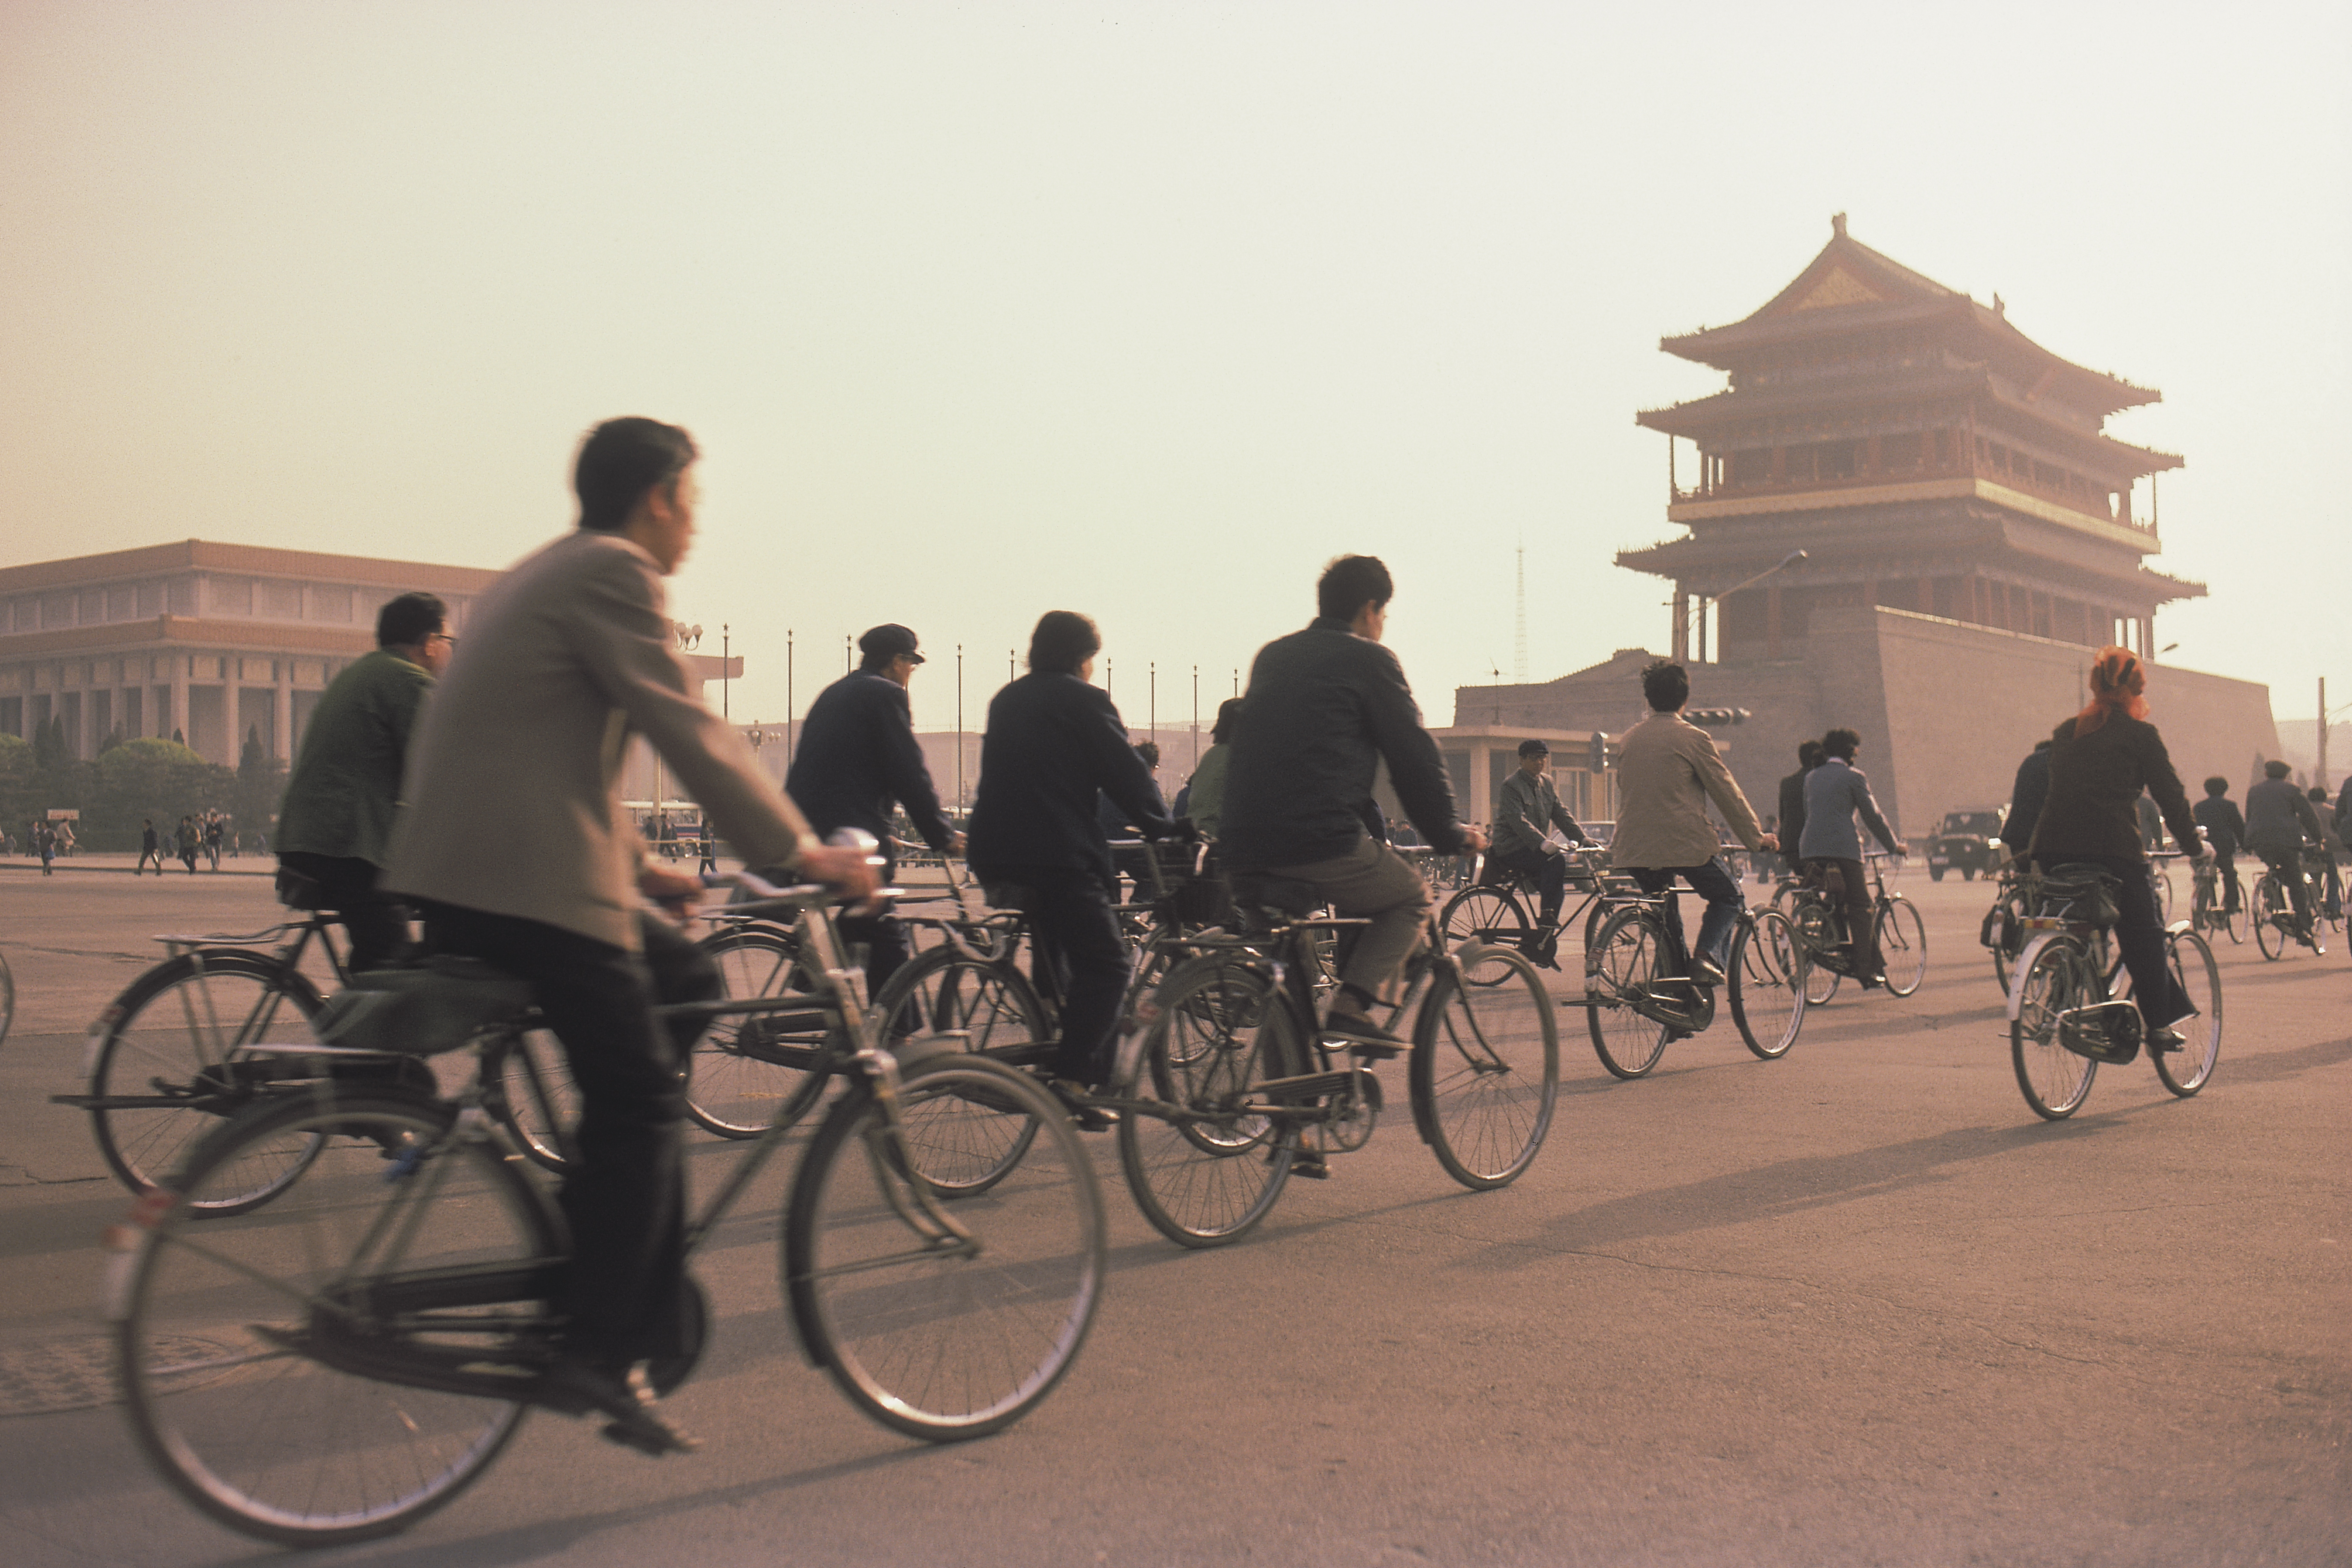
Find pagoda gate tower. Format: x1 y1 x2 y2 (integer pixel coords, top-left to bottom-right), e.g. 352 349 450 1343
1626 212 2196 666
1461 217 2280 835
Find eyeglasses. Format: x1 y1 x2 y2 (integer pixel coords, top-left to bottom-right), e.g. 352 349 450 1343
430 633 459 646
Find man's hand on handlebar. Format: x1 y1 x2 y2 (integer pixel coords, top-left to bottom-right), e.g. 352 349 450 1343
797 843 882 902
1756 832 1779 853
1457 824 1490 854
639 863 704 919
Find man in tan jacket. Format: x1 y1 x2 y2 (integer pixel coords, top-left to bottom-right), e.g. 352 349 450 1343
1609 659 1775 986
386 417 872 1454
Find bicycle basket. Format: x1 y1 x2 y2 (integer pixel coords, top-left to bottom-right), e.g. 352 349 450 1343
313 956 534 1056
2031 865 2122 928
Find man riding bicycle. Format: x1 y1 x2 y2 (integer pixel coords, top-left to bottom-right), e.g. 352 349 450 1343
386 418 873 1456
1220 555 1487 1065
1486 738 1594 967
1609 659 1775 989
1797 726 1907 987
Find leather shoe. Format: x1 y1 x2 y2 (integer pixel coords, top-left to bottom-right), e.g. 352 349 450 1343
538 1358 699 1457
2146 1025 2186 1054
1323 1011 1406 1057
1690 958 1726 988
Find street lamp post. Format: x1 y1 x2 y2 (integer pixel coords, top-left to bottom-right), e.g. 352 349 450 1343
1691 549 1808 663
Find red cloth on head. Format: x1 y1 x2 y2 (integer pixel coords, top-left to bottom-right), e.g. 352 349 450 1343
2075 647 2150 736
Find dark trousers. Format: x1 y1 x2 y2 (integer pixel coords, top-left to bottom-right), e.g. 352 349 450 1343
2036 853 2192 1028
136 845 163 874
837 849 913 999
2256 848 2315 927
2213 851 2241 913
418 901 721 1367
1804 856 1881 977
1490 847 1567 919
279 852 412 973
995 866 1130 1085
1628 858 1743 972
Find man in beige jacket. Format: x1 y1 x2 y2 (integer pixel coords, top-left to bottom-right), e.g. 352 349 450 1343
1609 659 1776 986
386 417 872 1454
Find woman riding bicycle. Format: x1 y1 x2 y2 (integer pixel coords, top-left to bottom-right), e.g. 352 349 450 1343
2022 646 2206 1054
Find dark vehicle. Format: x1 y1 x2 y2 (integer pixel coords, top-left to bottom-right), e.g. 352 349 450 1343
1927 808 2005 881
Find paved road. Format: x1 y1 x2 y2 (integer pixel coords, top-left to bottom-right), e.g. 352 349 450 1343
1 869 2344 1567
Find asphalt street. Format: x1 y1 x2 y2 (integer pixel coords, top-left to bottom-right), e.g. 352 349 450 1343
0 864 2344 1567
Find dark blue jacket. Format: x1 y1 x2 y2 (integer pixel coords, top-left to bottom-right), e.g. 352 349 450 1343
1219 618 1464 869
2192 796 2247 859
784 670 953 852
968 672 1175 882
2000 742 2053 857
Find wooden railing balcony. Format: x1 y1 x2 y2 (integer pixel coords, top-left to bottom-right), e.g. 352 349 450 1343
1672 460 2157 539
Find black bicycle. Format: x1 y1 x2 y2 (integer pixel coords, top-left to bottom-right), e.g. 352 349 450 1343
1582 880 1808 1078
108 871 1106 1546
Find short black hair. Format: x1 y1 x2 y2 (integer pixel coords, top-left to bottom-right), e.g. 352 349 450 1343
2313 786 2331 803
1317 555 1393 623
1823 727 1860 761
1135 741 1161 769
1211 697 1245 745
575 417 698 532
1027 610 1101 675
2203 776 2229 796
1641 659 1688 712
1798 740 1825 768
377 592 447 649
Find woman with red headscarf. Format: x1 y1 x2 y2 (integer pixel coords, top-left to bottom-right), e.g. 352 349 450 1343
2027 647 2208 1051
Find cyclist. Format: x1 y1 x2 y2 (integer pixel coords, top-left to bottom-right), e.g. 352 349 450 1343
966 610 1181 1107
1486 738 1595 967
2191 777 2247 917
2307 785 2345 919
1219 555 1485 1058
784 622 962 996
2245 759 2324 943
1999 737 2054 865
1798 727 1906 988
1775 739 1823 880
1176 697 1245 840
386 417 874 1456
2025 646 2205 1049
1611 659 1774 988
275 591 452 971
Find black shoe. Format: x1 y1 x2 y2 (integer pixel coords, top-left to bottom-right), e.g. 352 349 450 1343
1287 1148 1331 1179
2146 1025 2186 1054
1323 1011 1405 1058
1041 1076 1118 1131
1691 958 1725 988
538 1359 699 1456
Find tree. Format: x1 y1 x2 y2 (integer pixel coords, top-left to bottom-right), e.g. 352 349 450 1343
33 714 66 770
88 738 233 850
233 725 286 841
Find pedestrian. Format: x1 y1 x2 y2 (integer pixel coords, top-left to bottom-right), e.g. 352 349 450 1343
36 820 55 875
695 821 716 876
137 818 163 874
277 591 453 970
177 815 200 874
203 813 223 870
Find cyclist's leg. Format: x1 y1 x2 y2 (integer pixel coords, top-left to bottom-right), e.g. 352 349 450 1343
2217 851 2240 913
2264 850 2313 928
1025 868 1129 1087
2098 854 2193 1030
1627 866 1692 974
1684 856 1744 972
1280 838 1430 1021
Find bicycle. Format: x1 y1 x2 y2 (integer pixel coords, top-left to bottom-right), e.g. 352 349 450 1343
2005 864 2223 1120
1106 868 1560 1247
2187 856 2248 946
2251 856 2331 961
108 870 1106 1547
1582 876 1809 1079
1784 853 1926 1003
57 906 578 1209
1979 864 2031 991
1437 844 1627 968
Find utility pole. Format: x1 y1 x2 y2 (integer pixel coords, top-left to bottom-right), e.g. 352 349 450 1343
785 630 795 769
721 624 729 721
1149 662 1156 747
2322 677 2331 791
956 645 965 807
1513 541 1528 682
1191 664 1200 772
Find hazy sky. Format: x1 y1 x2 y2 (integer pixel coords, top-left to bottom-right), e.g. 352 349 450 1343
4 2 2346 735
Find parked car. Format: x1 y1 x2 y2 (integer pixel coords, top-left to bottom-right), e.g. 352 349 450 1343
1926 808 2006 880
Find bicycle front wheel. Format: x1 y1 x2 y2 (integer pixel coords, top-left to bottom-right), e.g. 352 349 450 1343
87 950 326 1212
1409 944 1558 1188
2223 883 2248 945
2011 941 2096 1120
1875 897 1928 996
1117 959 1298 1247
689 925 824 1138
2253 877 2289 961
2153 929 2222 1097
1584 907 1672 1079
1729 910 1806 1060
495 1026 578 1172
1438 886 1533 977
785 1054 1105 1440
869 948 1050 1194
117 1092 556 1546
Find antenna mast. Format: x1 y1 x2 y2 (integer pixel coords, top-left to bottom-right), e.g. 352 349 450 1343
1513 541 1529 682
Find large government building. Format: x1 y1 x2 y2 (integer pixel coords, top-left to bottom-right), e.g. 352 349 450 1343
1463 219 2280 832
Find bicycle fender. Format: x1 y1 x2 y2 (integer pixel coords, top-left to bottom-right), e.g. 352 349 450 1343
2005 932 2069 1022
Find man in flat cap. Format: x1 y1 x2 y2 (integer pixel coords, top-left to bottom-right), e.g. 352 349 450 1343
786 623 963 994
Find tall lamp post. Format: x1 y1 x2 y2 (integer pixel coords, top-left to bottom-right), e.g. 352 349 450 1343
1690 549 1807 663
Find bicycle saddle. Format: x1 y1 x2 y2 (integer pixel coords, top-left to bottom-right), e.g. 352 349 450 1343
315 956 535 1056
2034 864 2123 928
1227 874 1322 917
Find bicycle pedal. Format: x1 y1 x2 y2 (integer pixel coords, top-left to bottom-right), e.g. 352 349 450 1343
1287 1153 1331 1180
1337 1039 1403 1061
600 1412 699 1456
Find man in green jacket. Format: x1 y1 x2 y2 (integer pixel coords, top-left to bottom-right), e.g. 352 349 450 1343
276 592 452 969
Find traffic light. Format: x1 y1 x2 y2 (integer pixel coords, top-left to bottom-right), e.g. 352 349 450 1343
1685 707 1751 727
1588 731 1608 772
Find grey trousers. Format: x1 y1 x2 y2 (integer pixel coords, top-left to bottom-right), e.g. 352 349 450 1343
1267 837 1432 1005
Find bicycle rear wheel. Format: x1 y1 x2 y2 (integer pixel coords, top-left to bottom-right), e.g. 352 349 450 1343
869 948 1049 1194
1117 959 1298 1247
2223 881 2248 945
2253 876 2288 960
1790 901 1843 1005
1438 886 1532 976
2152 929 2222 1097
1409 945 1557 1188
496 1027 578 1171
1875 897 1928 996
1728 910 1806 1060
689 925 824 1138
1584 907 1672 1079
86 951 326 1212
785 1054 1105 1440
2011 941 2096 1120
117 1092 556 1546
